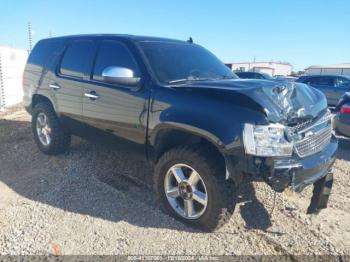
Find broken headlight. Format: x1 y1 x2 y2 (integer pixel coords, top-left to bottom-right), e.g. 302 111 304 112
243 123 293 157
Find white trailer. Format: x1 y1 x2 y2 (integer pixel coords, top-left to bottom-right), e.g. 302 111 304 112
0 46 28 111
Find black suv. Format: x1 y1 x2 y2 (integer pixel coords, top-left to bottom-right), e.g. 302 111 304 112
23 35 337 231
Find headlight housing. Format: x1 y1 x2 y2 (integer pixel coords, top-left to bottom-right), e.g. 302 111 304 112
243 123 293 157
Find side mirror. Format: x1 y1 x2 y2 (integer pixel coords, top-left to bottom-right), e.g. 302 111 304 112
102 66 141 89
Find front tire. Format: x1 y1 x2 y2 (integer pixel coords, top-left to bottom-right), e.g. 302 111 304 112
32 102 71 155
154 145 236 231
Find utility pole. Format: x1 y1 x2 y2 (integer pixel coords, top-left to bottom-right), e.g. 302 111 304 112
49 31 52 38
28 22 32 53
0 51 5 111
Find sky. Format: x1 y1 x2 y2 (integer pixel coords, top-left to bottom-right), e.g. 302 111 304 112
0 0 349 71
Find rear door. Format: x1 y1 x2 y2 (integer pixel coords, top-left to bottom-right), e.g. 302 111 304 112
82 40 149 151
50 39 96 124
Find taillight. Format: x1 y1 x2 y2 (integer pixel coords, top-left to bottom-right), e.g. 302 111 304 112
340 105 350 114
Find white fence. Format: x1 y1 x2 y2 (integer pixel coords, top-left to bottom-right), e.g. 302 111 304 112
0 46 28 111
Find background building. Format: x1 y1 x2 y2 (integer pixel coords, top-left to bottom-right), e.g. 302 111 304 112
305 63 350 75
0 46 28 111
225 61 293 76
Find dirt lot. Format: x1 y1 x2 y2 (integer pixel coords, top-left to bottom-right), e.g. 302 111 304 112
0 104 349 256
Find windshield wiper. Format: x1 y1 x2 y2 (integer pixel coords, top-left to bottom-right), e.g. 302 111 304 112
168 77 217 84
168 78 190 84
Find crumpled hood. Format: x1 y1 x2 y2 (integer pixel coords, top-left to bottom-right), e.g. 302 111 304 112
182 79 327 124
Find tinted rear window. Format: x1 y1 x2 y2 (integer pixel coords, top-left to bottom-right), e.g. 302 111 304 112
60 40 95 78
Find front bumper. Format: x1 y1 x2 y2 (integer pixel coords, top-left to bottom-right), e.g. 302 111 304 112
225 135 337 214
225 135 337 193
266 136 337 192
265 136 337 214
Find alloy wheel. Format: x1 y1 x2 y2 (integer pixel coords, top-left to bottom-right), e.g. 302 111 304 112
36 112 52 146
164 163 208 219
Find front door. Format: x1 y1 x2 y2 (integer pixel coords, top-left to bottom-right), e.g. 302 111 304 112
82 40 149 153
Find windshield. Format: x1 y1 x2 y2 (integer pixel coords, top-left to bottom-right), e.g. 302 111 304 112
139 41 238 84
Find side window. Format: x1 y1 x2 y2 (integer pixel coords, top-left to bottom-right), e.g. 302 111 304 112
254 73 264 79
93 41 139 82
240 73 252 78
60 40 95 78
335 77 350 88
237 73 247 78
309 76 333 86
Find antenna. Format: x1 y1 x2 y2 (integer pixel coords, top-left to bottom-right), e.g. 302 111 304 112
187 37 193 43
27 22 32 53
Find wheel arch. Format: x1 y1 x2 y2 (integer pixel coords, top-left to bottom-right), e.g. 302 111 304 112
149 126 237 183
32 94 57 113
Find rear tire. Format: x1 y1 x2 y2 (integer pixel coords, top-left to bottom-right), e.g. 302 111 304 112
32 102 71 155
154 144 236 231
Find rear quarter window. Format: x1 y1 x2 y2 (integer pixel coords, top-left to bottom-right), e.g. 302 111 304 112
27 39 64 68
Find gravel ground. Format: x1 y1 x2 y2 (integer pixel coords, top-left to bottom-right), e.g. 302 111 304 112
0 104 349 256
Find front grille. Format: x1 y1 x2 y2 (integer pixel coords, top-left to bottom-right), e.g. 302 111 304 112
294 126 332 158
292 111 332 158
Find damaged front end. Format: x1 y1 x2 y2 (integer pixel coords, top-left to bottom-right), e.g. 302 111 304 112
241 81 338 214
187 79 337 214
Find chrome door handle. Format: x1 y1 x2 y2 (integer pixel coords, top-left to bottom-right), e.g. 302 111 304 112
49 84 61 90
84 92 99 100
